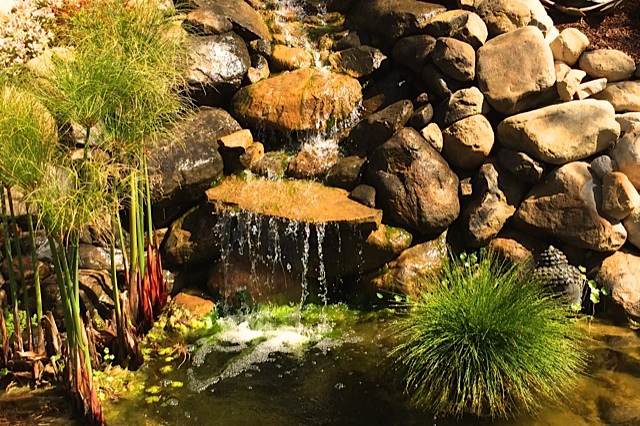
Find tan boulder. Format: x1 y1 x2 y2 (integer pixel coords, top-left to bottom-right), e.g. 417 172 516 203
470 0 552 37
579 49 635 82
557 68 586 101
609 127 640 189
616 112 640 133
232 68 362 132
602 172 640 221
549 28 589 66
514 161 627 251
270 45 313 71
420 122 443 152
624 208 640 250
432 37 476 82
476 26 555 115
442 114 494 170
497 99 620 165
595 249 640 319
423 9 487 49
576 78 608 100
593 81 640 112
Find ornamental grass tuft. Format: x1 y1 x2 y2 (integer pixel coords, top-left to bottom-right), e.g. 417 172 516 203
391 250 588 418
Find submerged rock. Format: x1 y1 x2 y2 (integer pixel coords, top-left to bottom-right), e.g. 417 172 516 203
232 68 362 132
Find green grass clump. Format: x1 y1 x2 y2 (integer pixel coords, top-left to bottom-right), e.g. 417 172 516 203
391 250 587 418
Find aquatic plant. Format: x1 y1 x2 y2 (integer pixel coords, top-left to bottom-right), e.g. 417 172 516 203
391 250 587 418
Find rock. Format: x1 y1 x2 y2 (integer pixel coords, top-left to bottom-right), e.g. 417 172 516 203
247 54 270 83
184 32 250 105
609 127 640 189
434 86 489 128
335 31 368 50
409 103 433 129
369 232 447 297
476 26 556 115
514 161 627 251
576 78 608 100
232 68 362 132
420 62 467 101
579 49 635 82
78 244 124 272
286 143 340 180
329 46 387 78
1 255 52 288
239 142 264 169
362 70 415 113
420 122 443 152
344 100 414 156
486 227 546 269
250 151 291 179
423 9 487 49
391 35 437 73
602 172 640 221
616 112 640 133
432 37 475 83
183 8 233 35
248 39 272 57
349 184 376 207
218 129 262 173
557 68 586 101
497 148 545 184
325 156 366 191
593 81 640 112
497 99 620 165
595 249 640 319
185 0 271 41
549 28 589 66
442 114 494 170
590 155 617 179
366 127 460 235
458 159 526 247
172 292 215 318
349 0 446 43
624 208 640 250
148 107 239 227
470 0 552 37
25 47 74 78
218 129 253 150
270 45 313 71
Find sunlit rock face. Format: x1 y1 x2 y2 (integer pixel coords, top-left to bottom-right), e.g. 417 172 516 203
231 68 362 132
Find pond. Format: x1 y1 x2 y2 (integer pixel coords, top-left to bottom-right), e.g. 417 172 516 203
99 311 640 426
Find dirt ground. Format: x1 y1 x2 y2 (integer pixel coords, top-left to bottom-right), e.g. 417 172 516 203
554 0 640 62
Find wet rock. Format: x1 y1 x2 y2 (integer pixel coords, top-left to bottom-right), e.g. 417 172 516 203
183 8 233 35
476 26 556 115
549 28 589 66
325 156 366 191
602 172 640 221
270 45 313 71
497 149 545 184
465 0 553 37
162 203 221 267
184 32 250 105
486 227 546 269
286 143 340 180
432 37 475 83
409 103 433 129
247 54 270 83
183 0 271 41
434 86 489 128
349 184 377 207
370 232 447 297
148 107 239 227
442 114 494 170
391 35 436 74
419 122 443 152
590 155 617 179
497 99 620 165
172 292 215 318
344 100 414 157
423 9 487 49
362 70 415 113
335 31 368 51
579 49 635 82
609 126 640 189
457 159 526 247
232 68 362 132
350 0 446 43
514 161 627 251
420 62 467 101
78 244 124 272
595 249 640 320
218 129 264 173
593 81 640 112
366 127 460 236
250 151 292 179
329 46 387 78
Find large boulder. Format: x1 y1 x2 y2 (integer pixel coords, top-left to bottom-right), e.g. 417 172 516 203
182 0 271 41
609 126 640 189
423 9 487 49
462 0 553 37
497 99 620 165
232 68 362 132
349 0 446 43
149 107 240 227
441 114 494 169
328 46 388 78
391 35 437 74
432 37 476 83
366 127 460 235
595 249 640 320
184 32 251 105
514 161 627 251
593 81 640 112
476 26 555 115
578 49 636 82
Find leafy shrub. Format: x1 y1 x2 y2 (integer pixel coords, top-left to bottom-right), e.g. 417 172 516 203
391 250 587 418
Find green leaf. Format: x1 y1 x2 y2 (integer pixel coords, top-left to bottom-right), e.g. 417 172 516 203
570 303 582 312
600 286 610 296
578 265 587 274
590 290 600 304
376 292 384 299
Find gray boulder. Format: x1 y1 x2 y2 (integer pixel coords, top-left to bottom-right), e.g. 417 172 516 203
432 37 476 83
329 46 388 78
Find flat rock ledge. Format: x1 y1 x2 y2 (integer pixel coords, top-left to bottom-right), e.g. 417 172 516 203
205 175 382 226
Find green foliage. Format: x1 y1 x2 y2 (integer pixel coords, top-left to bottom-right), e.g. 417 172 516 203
391 250 588 418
